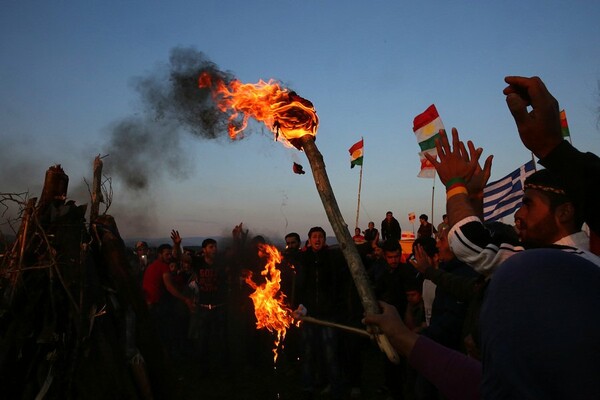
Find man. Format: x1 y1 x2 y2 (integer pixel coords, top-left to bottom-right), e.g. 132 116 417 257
503 75 600 254
352 227 366 244
284 232 301 253
294 227 347 400
142 231 194 358
135 240 151 268
413 229 481 351
417 214 437 239
365 76 600 400
375 239 418 400
142 237 192 309
436 214 449 239
427 129 600 276
363 221 380 247
280 232 303 371
188 238 229 373
281 232 301 306
381 211 401 242
411 226 492 360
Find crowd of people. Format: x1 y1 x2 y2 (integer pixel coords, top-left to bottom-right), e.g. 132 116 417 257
132 212 444 399
364 76 600 400
129 76 599 400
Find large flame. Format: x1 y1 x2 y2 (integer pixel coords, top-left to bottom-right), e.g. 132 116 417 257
199 73 318 148
244 243 294 362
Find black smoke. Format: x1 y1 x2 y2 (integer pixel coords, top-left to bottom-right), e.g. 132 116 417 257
103 47 235 190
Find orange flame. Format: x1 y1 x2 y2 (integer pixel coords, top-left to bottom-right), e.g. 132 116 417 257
199 72 319 148
244 243 294 362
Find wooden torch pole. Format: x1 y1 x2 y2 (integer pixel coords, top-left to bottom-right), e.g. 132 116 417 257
299 135 400 364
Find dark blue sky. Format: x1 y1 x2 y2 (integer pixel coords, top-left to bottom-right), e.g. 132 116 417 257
2 0 599 240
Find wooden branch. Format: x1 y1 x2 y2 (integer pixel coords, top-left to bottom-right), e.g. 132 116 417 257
299 135 400 364
89 155 104 223
299 315 370 337
17 198 37 270
38 165 68 211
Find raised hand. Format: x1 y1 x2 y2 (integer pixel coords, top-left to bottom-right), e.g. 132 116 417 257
424 128 483 186
465 140 493 198
170 229 182 246
410 244 434 274
503 76 563 159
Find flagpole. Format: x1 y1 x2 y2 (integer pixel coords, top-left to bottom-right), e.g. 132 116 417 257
431 171 436 225
531 152 537 171
349 137 365 230
355 162 363 229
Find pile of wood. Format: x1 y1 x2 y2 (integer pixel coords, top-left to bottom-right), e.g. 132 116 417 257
0 160 176 399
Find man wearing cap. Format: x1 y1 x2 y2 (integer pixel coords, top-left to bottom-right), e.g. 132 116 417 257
366 76 600 400
430 130 600 277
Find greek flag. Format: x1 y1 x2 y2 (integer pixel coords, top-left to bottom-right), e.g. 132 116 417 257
483 160 536 222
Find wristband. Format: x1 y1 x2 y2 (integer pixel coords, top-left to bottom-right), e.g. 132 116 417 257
445 177 466 189
447 184 468 200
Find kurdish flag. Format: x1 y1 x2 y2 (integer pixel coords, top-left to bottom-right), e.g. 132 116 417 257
412 104 444 178
349 138 364 168
560 109 570 138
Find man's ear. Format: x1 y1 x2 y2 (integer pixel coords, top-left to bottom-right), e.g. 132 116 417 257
555 202 575 226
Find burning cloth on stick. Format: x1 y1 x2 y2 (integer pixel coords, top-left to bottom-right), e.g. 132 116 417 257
200 72 399 363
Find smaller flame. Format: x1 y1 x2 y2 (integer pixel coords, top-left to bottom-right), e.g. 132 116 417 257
199 73 319 148
244 243 294 362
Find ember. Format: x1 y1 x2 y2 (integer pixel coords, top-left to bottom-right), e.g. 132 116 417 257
244 243 294 362
292 162 305 175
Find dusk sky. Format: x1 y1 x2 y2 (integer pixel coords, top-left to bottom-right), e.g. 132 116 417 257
2 1 600 243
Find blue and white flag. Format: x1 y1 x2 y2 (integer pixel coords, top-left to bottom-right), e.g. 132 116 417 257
483 160 536 222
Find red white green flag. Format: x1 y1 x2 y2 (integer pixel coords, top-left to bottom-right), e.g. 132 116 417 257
560 109 570 138
412 104 444 178
349 138 364 169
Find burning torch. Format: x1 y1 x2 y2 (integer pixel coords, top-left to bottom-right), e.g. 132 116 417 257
199 74 400 363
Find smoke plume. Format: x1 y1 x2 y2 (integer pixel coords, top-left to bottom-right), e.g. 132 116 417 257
103 47 235 190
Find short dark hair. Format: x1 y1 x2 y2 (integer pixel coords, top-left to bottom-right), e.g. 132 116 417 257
404 279 422 293
413 237 437 257
285 232 301 242
157 243 172 253
382 239 401 252
308 226 326 237
419 214 428 221
202 238 217 248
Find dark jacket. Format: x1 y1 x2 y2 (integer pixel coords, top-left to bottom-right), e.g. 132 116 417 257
421 258 480 351
374 261 417 318
295 246 347 321
381 217 402 241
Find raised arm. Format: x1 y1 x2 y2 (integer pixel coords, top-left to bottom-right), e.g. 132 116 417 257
503 76 563 159
504 75 600 237
170 229 182 261
424 128 492 227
